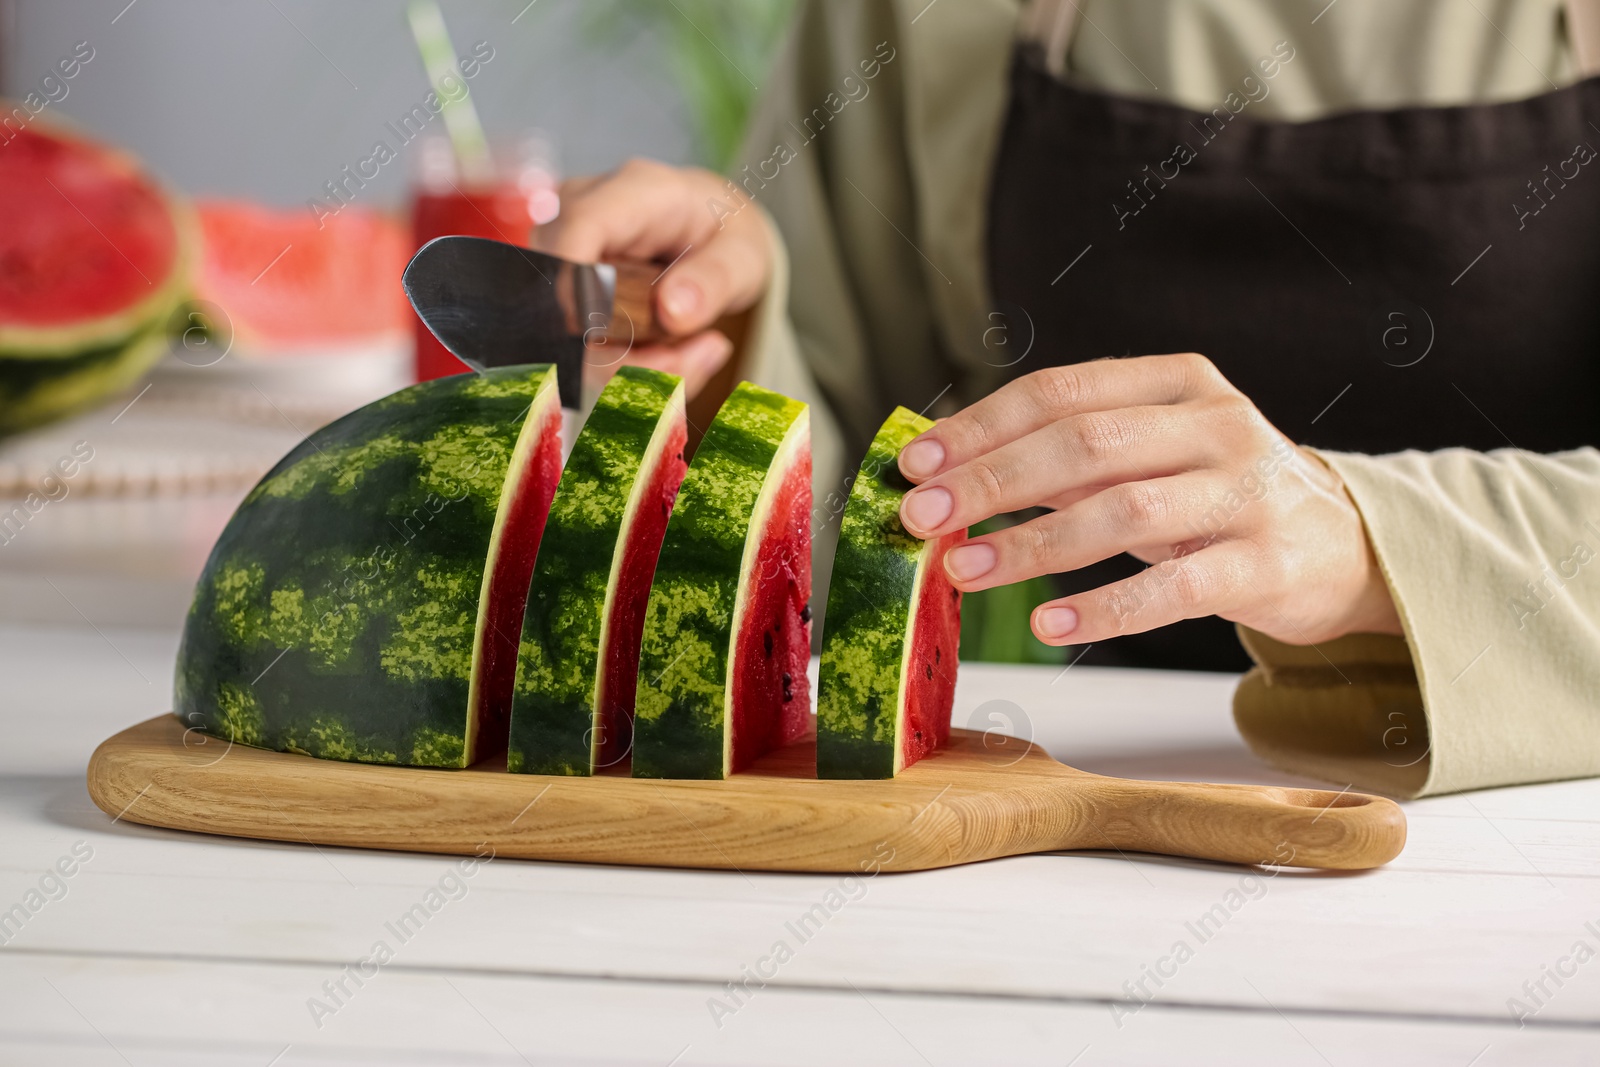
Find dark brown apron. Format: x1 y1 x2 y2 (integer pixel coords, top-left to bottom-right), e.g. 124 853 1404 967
987 5 1600 670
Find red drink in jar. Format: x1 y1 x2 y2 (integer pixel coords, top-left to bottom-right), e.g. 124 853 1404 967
409 134 560 381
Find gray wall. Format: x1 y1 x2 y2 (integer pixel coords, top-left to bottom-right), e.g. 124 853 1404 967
1 0 699 206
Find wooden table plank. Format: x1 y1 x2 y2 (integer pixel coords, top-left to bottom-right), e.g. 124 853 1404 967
2 774 1596 1024
4 952 1596 1067
4 622 1599 1050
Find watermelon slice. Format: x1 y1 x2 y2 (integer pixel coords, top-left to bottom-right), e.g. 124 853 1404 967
174 366 563 768
0 123 193 432
0 319 171 436
194 200 410 350
817 407 965 779
632 382 812 779
508 366 689 775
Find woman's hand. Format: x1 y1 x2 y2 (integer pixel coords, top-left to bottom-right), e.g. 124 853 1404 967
533 158 772 397
897 353 1404 648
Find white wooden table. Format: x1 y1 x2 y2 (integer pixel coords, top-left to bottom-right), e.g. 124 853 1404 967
1 621 1596 1066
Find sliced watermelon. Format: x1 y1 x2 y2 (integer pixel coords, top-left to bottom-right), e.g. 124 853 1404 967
174 366 562 768
0 318 171 436
632 382 811 779
508 366 689 775
0 123 193 431
194 200 410 350
817 407 964 779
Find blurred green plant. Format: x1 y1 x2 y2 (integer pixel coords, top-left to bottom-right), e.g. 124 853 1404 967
575 0 796 168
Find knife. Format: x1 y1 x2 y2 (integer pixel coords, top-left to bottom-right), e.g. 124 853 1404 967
402 235 663 409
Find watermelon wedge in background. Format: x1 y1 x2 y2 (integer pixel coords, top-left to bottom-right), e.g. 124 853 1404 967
817 407 965 779
193 200 410 351
509 366 689 776
0 121 194 435
174 366 563 768
632 382 812 780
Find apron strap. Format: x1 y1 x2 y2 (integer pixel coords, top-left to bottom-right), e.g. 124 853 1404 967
1568 0 1600 76
1018 0 1079 79
1019 0 1600 80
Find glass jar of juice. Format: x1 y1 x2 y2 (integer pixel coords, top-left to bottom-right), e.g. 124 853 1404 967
409 133 560 381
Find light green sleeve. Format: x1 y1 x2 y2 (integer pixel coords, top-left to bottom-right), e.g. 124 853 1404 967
1236 447 1600 797
733 0 1018 620
734 0 1019 490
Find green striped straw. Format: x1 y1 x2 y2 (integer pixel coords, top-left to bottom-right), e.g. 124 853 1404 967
407 0 495 186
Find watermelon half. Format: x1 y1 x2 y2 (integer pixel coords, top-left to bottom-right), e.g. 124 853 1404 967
174 366 563 767
632 382 812 779
508 366 689 775
817 407 964 779
0 122 194 434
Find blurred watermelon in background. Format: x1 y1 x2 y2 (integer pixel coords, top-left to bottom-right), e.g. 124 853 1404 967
0 118 416 440
193 200 410 353
0 120 194 437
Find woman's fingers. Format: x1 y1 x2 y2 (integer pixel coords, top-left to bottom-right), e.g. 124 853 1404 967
940 474 1227 590
536 160 710 262
651 215 772 335
898 353 1226 481
583 332 733 398
1030 542 1252 646
899 403 1230 538
534 159 771 337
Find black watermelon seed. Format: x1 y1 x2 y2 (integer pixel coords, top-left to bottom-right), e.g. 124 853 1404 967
801 602 812 623
914 730 922 742
782 672 793 686
935 647 941 664
763 632 773 656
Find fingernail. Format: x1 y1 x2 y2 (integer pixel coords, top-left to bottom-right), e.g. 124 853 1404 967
699 332 734 364
945 542 996 582
901 486 952 532
660 280 702 325
1035 606 1079 639
900 438 945 479
686 336 731 383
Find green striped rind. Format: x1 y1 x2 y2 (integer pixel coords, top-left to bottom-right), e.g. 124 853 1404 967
0 316 174 436
173 366 556 768
508 366 683 776
816 406 933 779
632 382 807 779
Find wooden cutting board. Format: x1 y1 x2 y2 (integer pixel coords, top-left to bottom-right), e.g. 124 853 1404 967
87 716 1406 872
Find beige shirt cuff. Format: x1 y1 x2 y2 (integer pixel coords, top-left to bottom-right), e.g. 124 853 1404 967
1236 447 1600 797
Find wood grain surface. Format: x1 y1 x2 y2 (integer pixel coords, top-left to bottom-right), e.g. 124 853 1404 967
87 715 1406 872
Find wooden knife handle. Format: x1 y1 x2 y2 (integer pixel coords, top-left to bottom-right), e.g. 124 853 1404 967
1063 777 1407 870
604 260 666 346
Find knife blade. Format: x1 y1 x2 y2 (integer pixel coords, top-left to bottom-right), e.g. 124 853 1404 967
402 235 661 409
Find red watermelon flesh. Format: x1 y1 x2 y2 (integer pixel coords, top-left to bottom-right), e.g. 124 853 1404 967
473 392 565 756
729 429 813 772
900 530 964 769
597 412 689 768
195 200 409 348
0 125 186 345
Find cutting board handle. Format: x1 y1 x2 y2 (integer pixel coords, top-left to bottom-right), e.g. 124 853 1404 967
1071 777 1406 870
